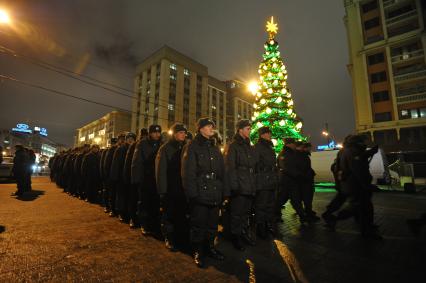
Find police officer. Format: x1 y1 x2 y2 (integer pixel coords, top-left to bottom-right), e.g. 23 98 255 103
110 132 134 222
81 145 101 203
108 134 125 216
181 118 226 268
155 123 188 251
11 145 28 196
278 138 306 224
323 135 381 239
103 138 118 214
254 126 278 239
131 125 162 236
225 119 258 251
122 132 137 227
297 142 319 222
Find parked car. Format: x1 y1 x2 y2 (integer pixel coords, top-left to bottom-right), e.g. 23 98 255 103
0 156 14 181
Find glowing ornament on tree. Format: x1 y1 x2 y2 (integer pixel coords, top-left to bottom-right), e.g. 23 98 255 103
272 139 277 146
287 109 293 115
260 99 266 105
267 88 273 94
288 100 294 106
296 122 303 130
279 120 286 126
275 97 282 103
266 107 272 114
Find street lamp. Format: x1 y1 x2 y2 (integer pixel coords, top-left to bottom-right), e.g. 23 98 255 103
0 9 11 25
248 81 259 95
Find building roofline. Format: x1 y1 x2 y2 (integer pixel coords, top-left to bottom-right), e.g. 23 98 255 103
136 45 208 76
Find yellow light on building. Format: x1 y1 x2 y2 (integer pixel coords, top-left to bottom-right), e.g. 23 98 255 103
0 9 11 25
248 81 259 95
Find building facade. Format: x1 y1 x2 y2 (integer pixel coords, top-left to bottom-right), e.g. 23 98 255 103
75 111 131 148
131 45 255 143
344 0 426 151
225 80 255 142
0 127 62 158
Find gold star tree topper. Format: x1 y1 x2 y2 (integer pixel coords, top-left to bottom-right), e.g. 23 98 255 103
266 16 278 39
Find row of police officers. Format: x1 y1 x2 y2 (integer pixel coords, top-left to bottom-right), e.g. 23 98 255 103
50 117 320 268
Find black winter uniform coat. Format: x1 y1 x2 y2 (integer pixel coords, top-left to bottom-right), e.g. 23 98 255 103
254 138 278 191
131 138 161 185
155 138 185 196
110 143 129 183
224 134 259 196
181 134 226 206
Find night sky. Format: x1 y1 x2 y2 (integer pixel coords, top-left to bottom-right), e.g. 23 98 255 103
0 0 353 147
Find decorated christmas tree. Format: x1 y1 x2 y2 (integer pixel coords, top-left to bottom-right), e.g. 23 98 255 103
250 16 306 153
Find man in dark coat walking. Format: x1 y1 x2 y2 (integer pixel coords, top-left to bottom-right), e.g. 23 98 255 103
224 119 259 250
155 123 188 251
12 145 28 196
131 125 162 236
277 138 307 224
181 118 226 268
254 126 278 239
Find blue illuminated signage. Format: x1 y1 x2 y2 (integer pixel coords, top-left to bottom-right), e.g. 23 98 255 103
39 128 48 136
317 140 336 151
11 123 48 136
12 123 32 134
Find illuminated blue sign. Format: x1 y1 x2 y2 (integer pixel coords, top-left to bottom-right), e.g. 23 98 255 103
12 123 32 134
39 128 48 136
317 140 336 151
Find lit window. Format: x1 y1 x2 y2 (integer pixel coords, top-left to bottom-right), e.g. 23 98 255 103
184 69 190 76
212 105 217 110
411 109 419 118
170 63 177 70
420 108 426 118
170 74 176 80
168 104 174 111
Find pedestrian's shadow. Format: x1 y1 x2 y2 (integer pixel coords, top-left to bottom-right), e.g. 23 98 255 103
0 225 5 233
15 190 45 201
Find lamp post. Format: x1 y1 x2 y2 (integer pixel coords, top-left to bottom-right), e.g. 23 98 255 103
322 122 331 146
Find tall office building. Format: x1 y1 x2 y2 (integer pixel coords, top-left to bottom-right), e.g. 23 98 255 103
344 0 426 151
131 46 254 141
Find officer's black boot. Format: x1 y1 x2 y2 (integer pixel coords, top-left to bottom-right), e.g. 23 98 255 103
231 235 245 251
192 243 205 268
207 237 225 261
256 223 268 240
165 234 177 252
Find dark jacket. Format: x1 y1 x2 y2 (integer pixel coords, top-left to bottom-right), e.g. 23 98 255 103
254 138 278 191
339 145 373 192
99 149 107 181
181 133 226 206
12 148 28 177
123 142 136 184
155 138 185 196
224 134 258 196
131 138 162 185
110 143 129 183
103 145 117 182
81 151 101 185
278 146 307 187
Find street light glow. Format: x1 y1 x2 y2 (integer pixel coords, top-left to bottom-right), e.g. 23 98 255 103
248 81 258 95
322 131 329 136
0 9 11 24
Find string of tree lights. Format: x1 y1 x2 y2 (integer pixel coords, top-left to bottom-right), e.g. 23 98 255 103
250 17 306 153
